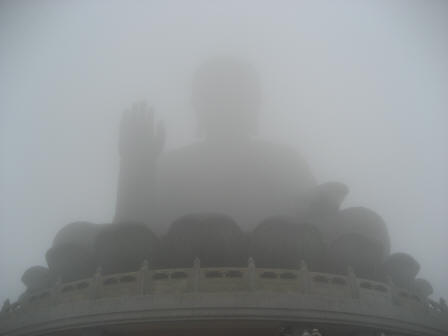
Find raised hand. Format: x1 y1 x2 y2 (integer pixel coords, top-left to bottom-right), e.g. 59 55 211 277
119 101 165 162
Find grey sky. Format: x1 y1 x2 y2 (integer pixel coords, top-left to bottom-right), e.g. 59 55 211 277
1 0 447 302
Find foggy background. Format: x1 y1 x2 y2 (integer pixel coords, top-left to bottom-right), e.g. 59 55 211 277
1 0 447 303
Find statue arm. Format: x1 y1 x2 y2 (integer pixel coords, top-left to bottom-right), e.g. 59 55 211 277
114 102 165 224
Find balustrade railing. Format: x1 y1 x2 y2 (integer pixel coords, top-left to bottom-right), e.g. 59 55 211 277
1 258 447 318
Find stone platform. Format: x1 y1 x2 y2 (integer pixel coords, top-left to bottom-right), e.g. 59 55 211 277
1 262 447 336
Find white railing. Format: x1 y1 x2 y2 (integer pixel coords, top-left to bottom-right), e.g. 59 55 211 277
1 258 447 317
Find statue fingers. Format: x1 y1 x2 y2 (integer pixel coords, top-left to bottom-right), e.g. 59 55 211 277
155 120 166 153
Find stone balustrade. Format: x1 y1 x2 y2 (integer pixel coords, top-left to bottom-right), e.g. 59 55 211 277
2 259 446 317
1 260 447 336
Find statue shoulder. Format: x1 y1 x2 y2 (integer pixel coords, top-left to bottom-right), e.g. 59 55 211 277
252 140 315 177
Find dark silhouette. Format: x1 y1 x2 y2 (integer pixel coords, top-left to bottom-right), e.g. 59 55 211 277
412 278 434 299
20 266 53 299
249 216 325 270
159 213 247 268
380 253 420 289
323 207 390 278
45 221 101 282
94 222 160 274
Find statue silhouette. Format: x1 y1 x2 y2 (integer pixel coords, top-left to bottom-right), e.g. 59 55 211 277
115 57 316 235
13 59 420 290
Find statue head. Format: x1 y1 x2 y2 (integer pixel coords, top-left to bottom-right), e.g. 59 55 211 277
192 57 261 141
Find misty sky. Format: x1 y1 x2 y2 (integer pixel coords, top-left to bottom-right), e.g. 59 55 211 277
1 0 447 303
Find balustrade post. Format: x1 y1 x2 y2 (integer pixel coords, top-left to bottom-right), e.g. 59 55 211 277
387 276 398 305
90 267 103 299
139 260 150 295
52 277 62 305
347 266 360 299
299 260 310 293
439 298 447 314
248 257 256 291
193 257 201 292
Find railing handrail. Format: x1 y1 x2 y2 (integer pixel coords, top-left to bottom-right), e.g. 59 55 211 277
2 260 447 317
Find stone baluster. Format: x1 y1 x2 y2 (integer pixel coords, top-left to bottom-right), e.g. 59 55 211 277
387 276 398 305
139 259 150 295
193 257 201 292
347 266 360 299
90 267 103 299
52 277 62 305
439 298 447 314
299 260 310 294
248 257 256 291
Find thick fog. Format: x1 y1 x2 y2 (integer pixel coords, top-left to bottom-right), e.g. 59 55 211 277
1 0 447 303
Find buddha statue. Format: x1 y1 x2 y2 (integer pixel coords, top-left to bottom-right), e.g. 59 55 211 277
115 57 316 235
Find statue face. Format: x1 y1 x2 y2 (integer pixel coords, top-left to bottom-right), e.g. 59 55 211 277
192 58 261 140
